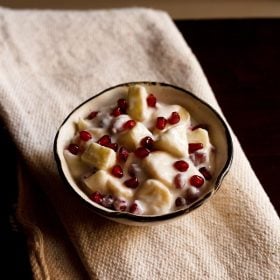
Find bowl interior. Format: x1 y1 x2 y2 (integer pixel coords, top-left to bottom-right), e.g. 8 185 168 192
54 82 233 223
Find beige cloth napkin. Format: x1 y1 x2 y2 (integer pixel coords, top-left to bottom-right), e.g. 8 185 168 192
0 7 279 280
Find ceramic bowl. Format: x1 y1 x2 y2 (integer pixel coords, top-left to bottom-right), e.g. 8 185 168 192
54 81 233 225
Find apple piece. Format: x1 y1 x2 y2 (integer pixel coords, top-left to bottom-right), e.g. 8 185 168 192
154 124 188 157
187 128 210 148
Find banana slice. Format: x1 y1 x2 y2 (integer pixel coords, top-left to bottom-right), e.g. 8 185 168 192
83 170 133 199
81 142 116 170
118 122 153 151
127 85 148 121
154 124 188 157
136 179 172 215
142 151 177 187
187 128 210 147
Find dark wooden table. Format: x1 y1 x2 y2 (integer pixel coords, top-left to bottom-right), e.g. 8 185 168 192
1 19 279 279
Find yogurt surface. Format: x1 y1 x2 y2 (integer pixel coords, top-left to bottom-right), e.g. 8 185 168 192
64 85 215 215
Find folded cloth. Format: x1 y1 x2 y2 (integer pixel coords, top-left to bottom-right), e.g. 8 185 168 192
0 6 279 280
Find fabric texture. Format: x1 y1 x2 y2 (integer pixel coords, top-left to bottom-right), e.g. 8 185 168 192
0 7 279 280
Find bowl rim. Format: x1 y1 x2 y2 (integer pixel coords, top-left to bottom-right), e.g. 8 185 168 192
54 81 233 223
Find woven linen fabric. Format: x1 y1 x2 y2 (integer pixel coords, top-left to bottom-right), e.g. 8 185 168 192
0 7 279 280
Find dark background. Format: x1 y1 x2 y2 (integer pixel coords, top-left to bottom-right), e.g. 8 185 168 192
1 19 279 279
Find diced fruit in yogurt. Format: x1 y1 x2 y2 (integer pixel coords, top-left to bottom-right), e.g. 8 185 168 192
188 128 210 148
143 151 178 187
81 142 116 170
83 170 109 194
76 118 91 131
136 179 172 215
154 124 188 157
84 170 133 200
127 85 148 121
118 122 153 151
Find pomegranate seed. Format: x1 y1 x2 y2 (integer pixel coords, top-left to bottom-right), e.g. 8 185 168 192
188 143 204 153
107 142 118 152
79 130 92 141
113 198 128 211
175 197 186 207
97 135 111 146
128 164 137 177
156 117 167 130
174 174 185 189
199 167 212 180
111 165 124 178
117 98 128 112
124 177 139 188
101 195 114 209
122 120 136 130
68 143 80 155
173 160 189 172
111 107 122 117
140 136 154 150
87 111 99 119
89 191 103 204
185 187 200 204
118 146 129 162
147 94 157 107
129 201 143 214
190 175 204 188
192 124 208 131
135 147 150 158
168 112 180 125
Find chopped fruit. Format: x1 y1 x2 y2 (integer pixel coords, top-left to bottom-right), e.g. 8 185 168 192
174 174 185 189
76 118 90 131
122 120 136 130
118 146 129 162
175 197 186 207
199 167 212 180
135 179 172 215
192 124 208 131
89 191 103 204
124 177 139 189
87 111 99 119
117 98 128 113
168 112 180 125
143 151 177 187
97 135 111 146
81 143 116 170
101 194 114 209
156 117 167 130
129 201 143 214
127 85 148 121
113 198 128 211
189 143 204 153
83 170 109 194
140 136 154 150
147 94 157 107
107 177 133 199
173 160 189 172
118 122 153 151
134 147 150 158
189 175 204 188
79 130 92 141
68 143 80 155
187 128 210 148
111 165 124 178
154 124 188 158
111 107 122 117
